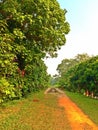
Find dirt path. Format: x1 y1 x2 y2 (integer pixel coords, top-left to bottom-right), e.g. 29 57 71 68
0 90 98 130
58 94 98 130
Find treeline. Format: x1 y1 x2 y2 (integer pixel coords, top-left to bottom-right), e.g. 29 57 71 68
0 0 70 103
56 53 98 97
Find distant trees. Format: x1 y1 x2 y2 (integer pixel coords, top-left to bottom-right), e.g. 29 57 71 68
57 53 90 76
57 54 98 97
0 0 70 102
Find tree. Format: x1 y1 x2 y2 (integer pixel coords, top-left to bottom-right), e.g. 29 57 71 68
57 53 90 76
0 0 70 102
75 53 90 62
0 0 70 56
65 56 98 95
57 53 91 91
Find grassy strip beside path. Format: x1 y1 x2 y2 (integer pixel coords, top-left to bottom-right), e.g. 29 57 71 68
0 91 70 130
65 91 98 125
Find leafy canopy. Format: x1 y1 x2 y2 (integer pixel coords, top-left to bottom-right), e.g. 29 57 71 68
0 0 70 102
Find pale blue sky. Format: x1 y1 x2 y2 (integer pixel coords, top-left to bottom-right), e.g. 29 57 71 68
45 0 98 75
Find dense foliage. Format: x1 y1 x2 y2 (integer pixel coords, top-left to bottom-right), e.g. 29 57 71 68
0 0 70 102
57 54 98 96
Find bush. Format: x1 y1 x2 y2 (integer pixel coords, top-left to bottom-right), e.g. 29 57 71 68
0 77 15 103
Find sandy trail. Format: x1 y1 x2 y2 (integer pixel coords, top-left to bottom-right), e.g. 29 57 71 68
58 95 98 130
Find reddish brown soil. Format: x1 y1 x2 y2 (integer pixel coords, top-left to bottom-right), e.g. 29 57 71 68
58 95 98 130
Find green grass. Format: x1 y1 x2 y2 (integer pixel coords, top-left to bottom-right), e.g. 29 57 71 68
65 91 98 125
0 91 71 130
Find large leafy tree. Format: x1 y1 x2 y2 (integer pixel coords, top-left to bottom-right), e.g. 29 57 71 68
57 54 98 96
57 53 90 90
0 0 69 56
0 0 70 102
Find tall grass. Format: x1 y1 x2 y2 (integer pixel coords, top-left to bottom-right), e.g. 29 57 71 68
65 91 98 125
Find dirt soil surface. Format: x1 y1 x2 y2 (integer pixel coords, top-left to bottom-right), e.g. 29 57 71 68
58 94 98 130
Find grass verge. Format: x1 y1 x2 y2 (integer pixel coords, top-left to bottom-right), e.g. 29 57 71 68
65 91 98 125
0 91 71 130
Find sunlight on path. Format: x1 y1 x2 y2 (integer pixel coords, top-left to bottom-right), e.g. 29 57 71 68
59 95 98 130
